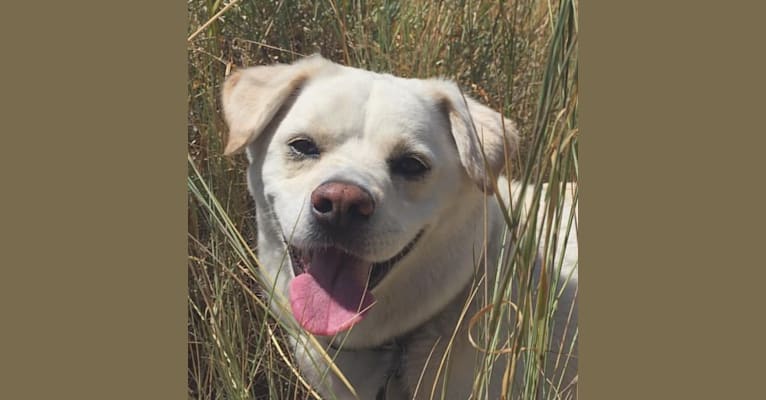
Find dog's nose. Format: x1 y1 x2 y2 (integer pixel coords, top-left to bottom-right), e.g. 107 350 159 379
311 182 375 228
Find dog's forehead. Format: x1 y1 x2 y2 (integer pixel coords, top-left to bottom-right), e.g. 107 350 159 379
283 69 443 146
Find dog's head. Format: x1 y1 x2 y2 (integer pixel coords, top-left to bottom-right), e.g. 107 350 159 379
222 55 517 337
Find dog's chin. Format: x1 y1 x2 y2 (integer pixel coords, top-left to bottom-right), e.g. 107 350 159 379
285 230 424 337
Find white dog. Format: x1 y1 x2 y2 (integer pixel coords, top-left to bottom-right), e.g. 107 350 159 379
222 55 577 399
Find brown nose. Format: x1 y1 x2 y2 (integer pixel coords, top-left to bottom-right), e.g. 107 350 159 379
311 181 375 228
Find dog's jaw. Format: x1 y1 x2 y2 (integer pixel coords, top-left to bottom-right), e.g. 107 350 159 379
285 229 425 336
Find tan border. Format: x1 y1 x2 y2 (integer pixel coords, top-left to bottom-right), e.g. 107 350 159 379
2 2 186 399
582 2 766 399
6 1 766 399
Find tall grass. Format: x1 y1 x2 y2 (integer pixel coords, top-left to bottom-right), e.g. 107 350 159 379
187 0 578 398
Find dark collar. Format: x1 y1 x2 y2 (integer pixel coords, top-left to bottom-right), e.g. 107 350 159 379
376 338 405 400
327 338 406 399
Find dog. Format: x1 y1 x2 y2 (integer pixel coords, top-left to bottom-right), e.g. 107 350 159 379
221 55 577 399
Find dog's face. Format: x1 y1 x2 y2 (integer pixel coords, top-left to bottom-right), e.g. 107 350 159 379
222 55 517 338
262 71 462 261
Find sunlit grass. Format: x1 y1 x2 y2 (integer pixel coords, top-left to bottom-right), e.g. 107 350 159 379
188 0 578 398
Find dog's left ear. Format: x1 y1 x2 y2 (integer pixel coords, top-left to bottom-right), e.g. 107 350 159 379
427 80 519 193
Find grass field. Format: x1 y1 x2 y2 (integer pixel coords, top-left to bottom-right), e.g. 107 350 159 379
187 0 578 398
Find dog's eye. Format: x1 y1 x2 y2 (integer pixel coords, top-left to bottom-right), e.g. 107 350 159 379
390 155 430 178
288 137 320 157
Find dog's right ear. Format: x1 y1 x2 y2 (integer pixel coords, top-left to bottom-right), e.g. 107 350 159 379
221 55 336 155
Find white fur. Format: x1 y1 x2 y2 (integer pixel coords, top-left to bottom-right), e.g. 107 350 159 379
222 55 577 399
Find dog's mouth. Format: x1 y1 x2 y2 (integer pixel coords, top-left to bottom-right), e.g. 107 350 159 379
286 230 424 336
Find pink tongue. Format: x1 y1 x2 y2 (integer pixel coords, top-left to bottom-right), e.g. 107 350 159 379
289 248 375 336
